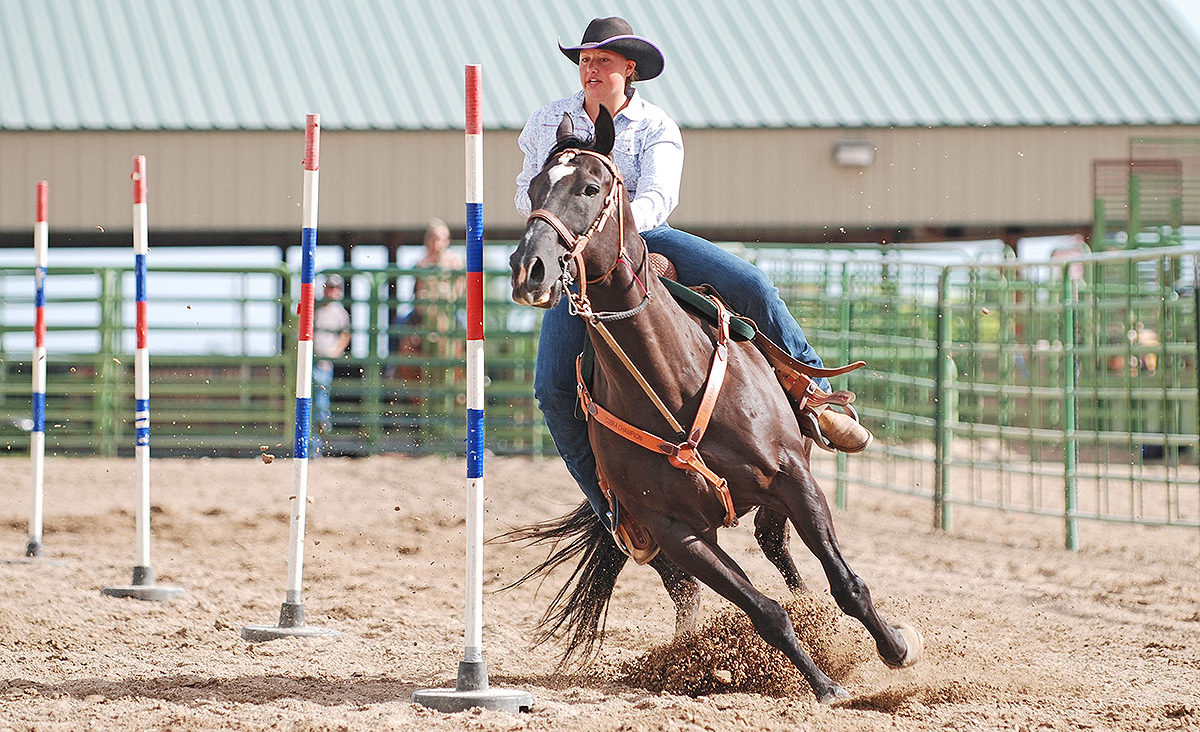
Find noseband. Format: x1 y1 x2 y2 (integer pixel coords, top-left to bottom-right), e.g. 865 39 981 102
526 149 651 322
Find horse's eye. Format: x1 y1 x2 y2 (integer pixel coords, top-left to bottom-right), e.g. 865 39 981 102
583 183 601 197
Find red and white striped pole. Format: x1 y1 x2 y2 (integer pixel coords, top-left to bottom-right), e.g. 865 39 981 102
242 114 336 641
101 156 184 601
413 65 531 713
26 181 48 558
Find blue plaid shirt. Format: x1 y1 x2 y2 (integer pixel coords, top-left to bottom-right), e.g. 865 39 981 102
515 89 684 233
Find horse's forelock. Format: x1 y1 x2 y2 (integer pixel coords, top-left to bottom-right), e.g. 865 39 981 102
544 135 596 166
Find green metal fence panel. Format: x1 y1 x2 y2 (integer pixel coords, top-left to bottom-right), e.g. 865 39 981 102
0 265 293 457
779 245 1198 548
303 266 549 457
0 244 1194 549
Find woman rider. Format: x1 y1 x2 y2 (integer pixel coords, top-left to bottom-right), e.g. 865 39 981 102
515 17 871 530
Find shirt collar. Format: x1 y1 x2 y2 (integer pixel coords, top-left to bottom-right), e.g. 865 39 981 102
618 89 646 121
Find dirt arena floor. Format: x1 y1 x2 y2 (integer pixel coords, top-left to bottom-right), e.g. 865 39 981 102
1 455 1198 731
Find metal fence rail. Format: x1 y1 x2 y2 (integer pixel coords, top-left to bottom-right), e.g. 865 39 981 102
0 245 1195 548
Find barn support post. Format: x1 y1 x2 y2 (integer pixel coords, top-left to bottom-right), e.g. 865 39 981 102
363 271 384 452
1092 198 1107 249
834 261 851 510
1062 264 1080 551
934 270 954 532
1193 255 1200 473
1127 174 1141 248
278 243 291 355
98 268 121 457
386 232 402 356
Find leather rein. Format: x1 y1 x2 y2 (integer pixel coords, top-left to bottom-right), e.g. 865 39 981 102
526 148 738 528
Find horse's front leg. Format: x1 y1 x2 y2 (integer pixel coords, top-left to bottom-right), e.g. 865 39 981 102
648 552 702 637
775 467 923 670
754 507 809 595
650 515 850 704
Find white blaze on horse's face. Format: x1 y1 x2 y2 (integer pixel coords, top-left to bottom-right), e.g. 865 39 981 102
546 152 578 189
547 163 576 188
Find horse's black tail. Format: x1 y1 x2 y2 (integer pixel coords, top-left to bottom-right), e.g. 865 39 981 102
494 501 628 666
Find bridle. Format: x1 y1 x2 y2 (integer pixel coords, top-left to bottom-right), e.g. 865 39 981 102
526 149 651 323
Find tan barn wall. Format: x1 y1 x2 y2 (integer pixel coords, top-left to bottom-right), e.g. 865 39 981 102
1 124 1197 242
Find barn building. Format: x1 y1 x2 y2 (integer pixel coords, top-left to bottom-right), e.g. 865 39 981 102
2 0 1200 260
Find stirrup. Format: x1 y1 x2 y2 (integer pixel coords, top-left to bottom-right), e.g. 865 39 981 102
797 401 872 453
600 478 659 565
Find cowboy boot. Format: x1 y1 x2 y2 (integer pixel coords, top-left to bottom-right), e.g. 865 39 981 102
816 408 873 453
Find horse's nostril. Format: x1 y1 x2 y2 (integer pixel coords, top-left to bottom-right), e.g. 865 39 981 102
530 257 545 286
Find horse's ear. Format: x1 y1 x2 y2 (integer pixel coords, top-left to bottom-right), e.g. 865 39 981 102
556 113 574 142
593 105 615 156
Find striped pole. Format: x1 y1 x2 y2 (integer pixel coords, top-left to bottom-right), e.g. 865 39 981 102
464 62 486 670
287 113 319 611
241 114 336 641
27 181 48 558
413 65 531 713
101 156 184 600
133 155 151 574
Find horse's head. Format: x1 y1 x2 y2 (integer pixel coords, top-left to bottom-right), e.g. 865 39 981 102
510 106 623 309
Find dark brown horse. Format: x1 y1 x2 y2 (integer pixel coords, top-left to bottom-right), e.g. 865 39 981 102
506 108 921 704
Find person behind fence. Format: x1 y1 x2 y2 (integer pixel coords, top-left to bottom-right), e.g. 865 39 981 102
312 274 351 455
515 16 873 528
411 218 465 342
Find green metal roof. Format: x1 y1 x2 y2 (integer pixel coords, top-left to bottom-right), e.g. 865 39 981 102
3 0 1200 131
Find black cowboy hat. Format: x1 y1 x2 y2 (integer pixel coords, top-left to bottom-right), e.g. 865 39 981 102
558 16 664 81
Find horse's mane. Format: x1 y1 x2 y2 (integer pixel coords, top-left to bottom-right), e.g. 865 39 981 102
544 135 597 164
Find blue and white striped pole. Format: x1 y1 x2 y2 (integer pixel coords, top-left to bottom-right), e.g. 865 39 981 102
27 181 48 558
413 64 531 713
242 114 336 641
102 156 184 600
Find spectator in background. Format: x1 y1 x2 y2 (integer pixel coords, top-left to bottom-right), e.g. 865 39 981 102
313 274 351 455
391 220 466 383
411 218 465 337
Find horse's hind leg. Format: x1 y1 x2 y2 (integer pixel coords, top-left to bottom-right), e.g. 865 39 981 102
778 471 923 669
653 517 849 704
648 553 702 637
754 508 808 594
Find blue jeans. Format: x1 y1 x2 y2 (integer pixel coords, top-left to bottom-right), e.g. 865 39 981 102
312 360 334 456
534 223 830 530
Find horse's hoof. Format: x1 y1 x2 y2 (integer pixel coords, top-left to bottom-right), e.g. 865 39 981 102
816 684 851 705
883 623 924 668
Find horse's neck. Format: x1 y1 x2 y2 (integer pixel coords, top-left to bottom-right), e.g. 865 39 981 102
587 258 716 399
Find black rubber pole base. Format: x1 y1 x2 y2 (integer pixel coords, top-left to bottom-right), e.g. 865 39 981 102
413 661 533 713
3 539 66 566
101 565 185 601
240 601 339 642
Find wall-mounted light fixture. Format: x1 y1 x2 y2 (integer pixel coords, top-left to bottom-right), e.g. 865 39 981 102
832 139 875 167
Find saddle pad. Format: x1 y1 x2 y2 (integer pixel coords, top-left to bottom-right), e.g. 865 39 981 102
658 277 758 341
